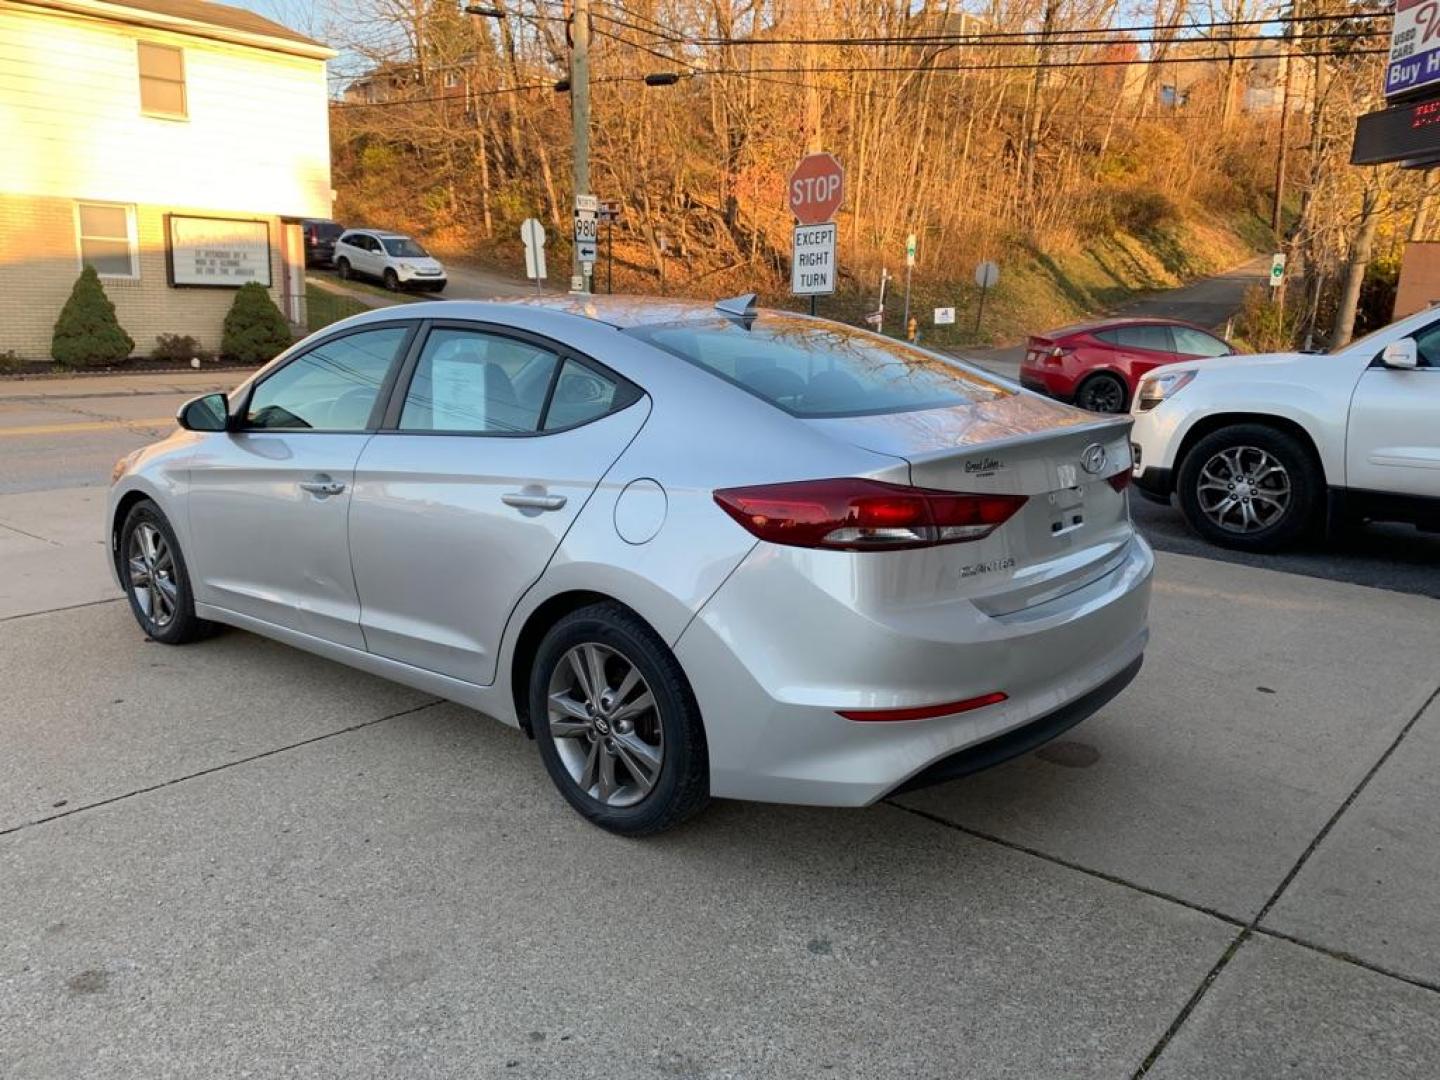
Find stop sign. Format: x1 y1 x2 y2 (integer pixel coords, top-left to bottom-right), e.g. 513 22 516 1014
788 153 844 225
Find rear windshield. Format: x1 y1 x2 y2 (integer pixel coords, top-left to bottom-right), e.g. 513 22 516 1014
382 237 428 257
312 222 344 240
627 315 1008 417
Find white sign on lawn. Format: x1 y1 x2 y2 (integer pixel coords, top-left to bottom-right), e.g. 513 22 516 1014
521 218 547 281
168 216 270 287
791 222 837 296
933 306 956 325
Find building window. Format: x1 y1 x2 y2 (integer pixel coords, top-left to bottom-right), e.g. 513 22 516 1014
138 41 187 118
76 203 138 278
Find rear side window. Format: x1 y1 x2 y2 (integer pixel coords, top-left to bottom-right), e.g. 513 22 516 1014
627 314 1007 417
1116 325 1174 352
398 329 637 434
400 328 558 433
1171 326 1230 358
544 359 622 430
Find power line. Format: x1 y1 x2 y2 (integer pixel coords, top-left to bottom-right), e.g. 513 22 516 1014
595 7 1387 49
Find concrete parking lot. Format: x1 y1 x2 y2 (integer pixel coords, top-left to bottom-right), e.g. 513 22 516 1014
2 370 1438 1078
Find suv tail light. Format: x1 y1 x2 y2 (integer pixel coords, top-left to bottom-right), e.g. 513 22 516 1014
713 478 1027 551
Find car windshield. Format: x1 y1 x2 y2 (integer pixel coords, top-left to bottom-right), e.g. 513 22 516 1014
382 237 428 257
627 314 1008 417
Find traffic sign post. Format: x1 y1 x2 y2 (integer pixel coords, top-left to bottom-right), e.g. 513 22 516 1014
902 232 917 336
574 194 598 294
520 218 546 292
788 153 844 315
599 199 622 294
1270 252 1286 289
973 260 999 337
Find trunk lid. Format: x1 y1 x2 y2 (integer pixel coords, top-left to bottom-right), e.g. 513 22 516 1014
805 397 1136 615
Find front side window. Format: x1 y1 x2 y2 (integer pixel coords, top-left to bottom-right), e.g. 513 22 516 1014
138 42 187 118
628 314 1007 417
245 326 409 430
1171 326 1231 358
76 203 137 278
1410 320 1440 368
382 237 428 258
1117 324 1175 353
399 329 560 434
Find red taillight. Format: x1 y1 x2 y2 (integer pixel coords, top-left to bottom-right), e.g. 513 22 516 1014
838 691 1008 723
713 478 1028 551
1107 470 1131 492
1046 346 1073 365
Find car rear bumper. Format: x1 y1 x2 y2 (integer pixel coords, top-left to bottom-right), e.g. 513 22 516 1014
674 534 1153 807
1019 365 1073 401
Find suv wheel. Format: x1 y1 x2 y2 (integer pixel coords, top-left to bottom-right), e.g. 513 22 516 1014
1177 423 1320 552
383 268 400 291
336 258 351 281
530 603 709 836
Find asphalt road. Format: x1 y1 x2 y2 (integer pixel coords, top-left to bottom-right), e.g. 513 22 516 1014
1132 495 1440 600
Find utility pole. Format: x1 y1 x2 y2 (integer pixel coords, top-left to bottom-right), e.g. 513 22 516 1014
570 0 591 292
1271 10 1296 241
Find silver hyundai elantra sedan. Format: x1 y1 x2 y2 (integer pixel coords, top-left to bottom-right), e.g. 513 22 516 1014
108 295 1152 835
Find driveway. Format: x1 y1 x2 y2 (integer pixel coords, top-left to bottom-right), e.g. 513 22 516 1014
2 370 1439 1078
963 256 1271 383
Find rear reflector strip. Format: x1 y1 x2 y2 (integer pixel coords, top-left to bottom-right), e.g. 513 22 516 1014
838 691 1008 723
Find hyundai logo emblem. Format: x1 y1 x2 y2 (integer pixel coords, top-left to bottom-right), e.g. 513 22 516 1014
1080 443 1108 475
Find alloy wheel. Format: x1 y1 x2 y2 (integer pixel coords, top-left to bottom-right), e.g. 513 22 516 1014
546 643 663 808
1196 445 1291 534
1079 376 1125 413
127 522 178 629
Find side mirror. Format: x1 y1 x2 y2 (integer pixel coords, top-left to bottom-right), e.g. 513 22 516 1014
177 392 229 432
1381 339 1419 370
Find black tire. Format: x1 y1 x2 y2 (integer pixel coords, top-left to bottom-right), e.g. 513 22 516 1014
383 268 400 292
530 602 709 836
1075 372 1129 414
118 500 212 644
1176 423 1321 552
336 258 351 281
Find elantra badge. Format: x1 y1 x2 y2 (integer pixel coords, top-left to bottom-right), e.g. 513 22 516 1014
1080 443 1108 475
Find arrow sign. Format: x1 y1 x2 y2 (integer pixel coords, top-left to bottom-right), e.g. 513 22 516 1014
788 152 845 225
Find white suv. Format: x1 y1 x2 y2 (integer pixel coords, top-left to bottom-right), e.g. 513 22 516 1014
333 229 447 293
1130 307 1440 551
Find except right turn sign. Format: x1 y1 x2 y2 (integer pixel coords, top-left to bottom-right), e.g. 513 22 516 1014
788 153 844 298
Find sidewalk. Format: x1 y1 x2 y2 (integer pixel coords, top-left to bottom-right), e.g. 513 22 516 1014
0 369 240 401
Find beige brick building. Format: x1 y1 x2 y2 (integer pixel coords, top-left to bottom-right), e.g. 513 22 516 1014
0 0 334 361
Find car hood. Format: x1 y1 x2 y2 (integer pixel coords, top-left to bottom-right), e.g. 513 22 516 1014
399 256 445 271
1154 350 1314 377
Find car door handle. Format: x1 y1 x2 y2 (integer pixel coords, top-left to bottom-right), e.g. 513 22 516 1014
299 478 346 496
502 492 567 511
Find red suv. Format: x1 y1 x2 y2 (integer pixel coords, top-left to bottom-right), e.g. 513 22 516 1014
1020 317 1235 413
